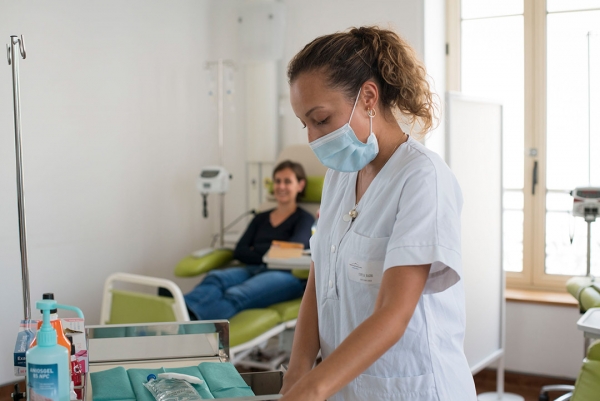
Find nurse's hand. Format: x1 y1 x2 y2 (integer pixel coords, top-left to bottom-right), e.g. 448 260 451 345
279 379 324 401
279 263 431 400
280 262 321 396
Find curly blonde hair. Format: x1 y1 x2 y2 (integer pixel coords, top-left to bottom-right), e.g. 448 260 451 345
287 26 438 135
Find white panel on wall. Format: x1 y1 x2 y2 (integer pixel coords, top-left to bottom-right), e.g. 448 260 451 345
245 62 278 162
423 0 446 158
238 0 286 62
446 93 504 373
505 302 583 378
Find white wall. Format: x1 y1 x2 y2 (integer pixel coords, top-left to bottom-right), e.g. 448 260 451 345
504 302 584 379
423 0 446 157
278 0 432 150
0 0 238 385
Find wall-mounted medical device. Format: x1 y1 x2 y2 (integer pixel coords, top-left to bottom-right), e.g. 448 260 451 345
571 187 600 279
197 166 231 194
572 187 600 222
196 166 232 225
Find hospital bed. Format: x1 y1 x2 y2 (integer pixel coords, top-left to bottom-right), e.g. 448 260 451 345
101 144 325 368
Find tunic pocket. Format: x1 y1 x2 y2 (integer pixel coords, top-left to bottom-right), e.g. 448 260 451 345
345 232 389 286
353 372 437 400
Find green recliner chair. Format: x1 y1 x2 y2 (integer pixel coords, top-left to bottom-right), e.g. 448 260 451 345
538 277 600 401
175 145 325 365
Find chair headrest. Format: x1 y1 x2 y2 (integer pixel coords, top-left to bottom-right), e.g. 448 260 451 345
276 144 327 177
265 144 326 203
265 175 323 203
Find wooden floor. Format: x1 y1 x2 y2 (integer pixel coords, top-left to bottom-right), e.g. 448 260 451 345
1 369 576 401
474 369 575 401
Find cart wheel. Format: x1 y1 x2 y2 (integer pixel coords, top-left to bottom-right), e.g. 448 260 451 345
11 384 26 401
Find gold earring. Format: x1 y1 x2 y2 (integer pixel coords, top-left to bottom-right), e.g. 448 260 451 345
367 109 376 117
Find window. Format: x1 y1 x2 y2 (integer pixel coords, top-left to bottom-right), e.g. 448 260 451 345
448 0 600 289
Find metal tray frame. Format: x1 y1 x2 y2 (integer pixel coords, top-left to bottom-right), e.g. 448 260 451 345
84 321 283 400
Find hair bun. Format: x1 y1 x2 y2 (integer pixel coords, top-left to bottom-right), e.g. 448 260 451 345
351 27 369 41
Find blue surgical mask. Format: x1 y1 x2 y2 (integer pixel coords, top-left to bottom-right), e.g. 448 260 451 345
309 88 379 172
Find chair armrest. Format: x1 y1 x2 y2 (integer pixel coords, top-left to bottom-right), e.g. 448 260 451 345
567 277 600 311
292 269 310 279
174 248 235 277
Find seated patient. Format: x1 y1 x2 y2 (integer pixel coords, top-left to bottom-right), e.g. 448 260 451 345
184 160 315 320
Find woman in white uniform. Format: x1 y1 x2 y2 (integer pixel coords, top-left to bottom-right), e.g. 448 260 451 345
279 27 477 401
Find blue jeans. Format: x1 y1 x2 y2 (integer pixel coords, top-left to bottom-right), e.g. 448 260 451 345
184 265 305 320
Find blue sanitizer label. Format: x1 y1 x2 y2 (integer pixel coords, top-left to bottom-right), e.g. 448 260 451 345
28 363 59 400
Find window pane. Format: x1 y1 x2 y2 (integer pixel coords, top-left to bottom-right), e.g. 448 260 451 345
504 191 524 272
504 190 524 210
546 11 600 277
504 210 524 272
462 17 524 189
591 33 600 185
547 11 600 190
462 0 523 20
548 0 600 13
545 191 600 275
462 16 525 273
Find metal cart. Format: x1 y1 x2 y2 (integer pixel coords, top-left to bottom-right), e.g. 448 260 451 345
85 320 284 401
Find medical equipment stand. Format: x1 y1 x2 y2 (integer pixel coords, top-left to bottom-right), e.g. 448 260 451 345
206 59 234 248
7 34 30 401
7 35 31 321
584 215 596 280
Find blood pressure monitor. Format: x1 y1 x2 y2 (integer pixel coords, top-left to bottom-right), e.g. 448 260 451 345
571 187 600 222
197 166 231 194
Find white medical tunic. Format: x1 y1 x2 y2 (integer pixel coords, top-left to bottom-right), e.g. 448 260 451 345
310 136 477 401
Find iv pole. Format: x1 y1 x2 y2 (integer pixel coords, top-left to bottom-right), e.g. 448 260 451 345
6 35 31 321
206 59 234 248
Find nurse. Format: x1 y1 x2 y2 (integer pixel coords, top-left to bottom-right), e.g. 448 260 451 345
279 26 477 401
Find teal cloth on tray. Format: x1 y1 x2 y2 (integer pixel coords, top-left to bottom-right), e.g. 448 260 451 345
198 362 254 399
127 367 215 401
164 366 214 399
90 367 136 401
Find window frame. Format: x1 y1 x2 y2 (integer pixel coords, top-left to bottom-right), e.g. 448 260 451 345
446 0 576 290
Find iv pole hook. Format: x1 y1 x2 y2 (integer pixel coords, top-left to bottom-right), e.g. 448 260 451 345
19 35 27 59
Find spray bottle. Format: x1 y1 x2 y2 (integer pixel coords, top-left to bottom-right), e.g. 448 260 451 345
26 299 83 401
30 294 72 355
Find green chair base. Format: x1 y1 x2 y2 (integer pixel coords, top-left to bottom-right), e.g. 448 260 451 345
229 309 281 347
268 298 302 322
175 249 235 277
229 298 302 347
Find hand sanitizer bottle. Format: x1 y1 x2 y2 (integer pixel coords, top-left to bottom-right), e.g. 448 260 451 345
26 299 70 401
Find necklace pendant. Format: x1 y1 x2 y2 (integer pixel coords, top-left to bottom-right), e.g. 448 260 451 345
349 209 358 220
